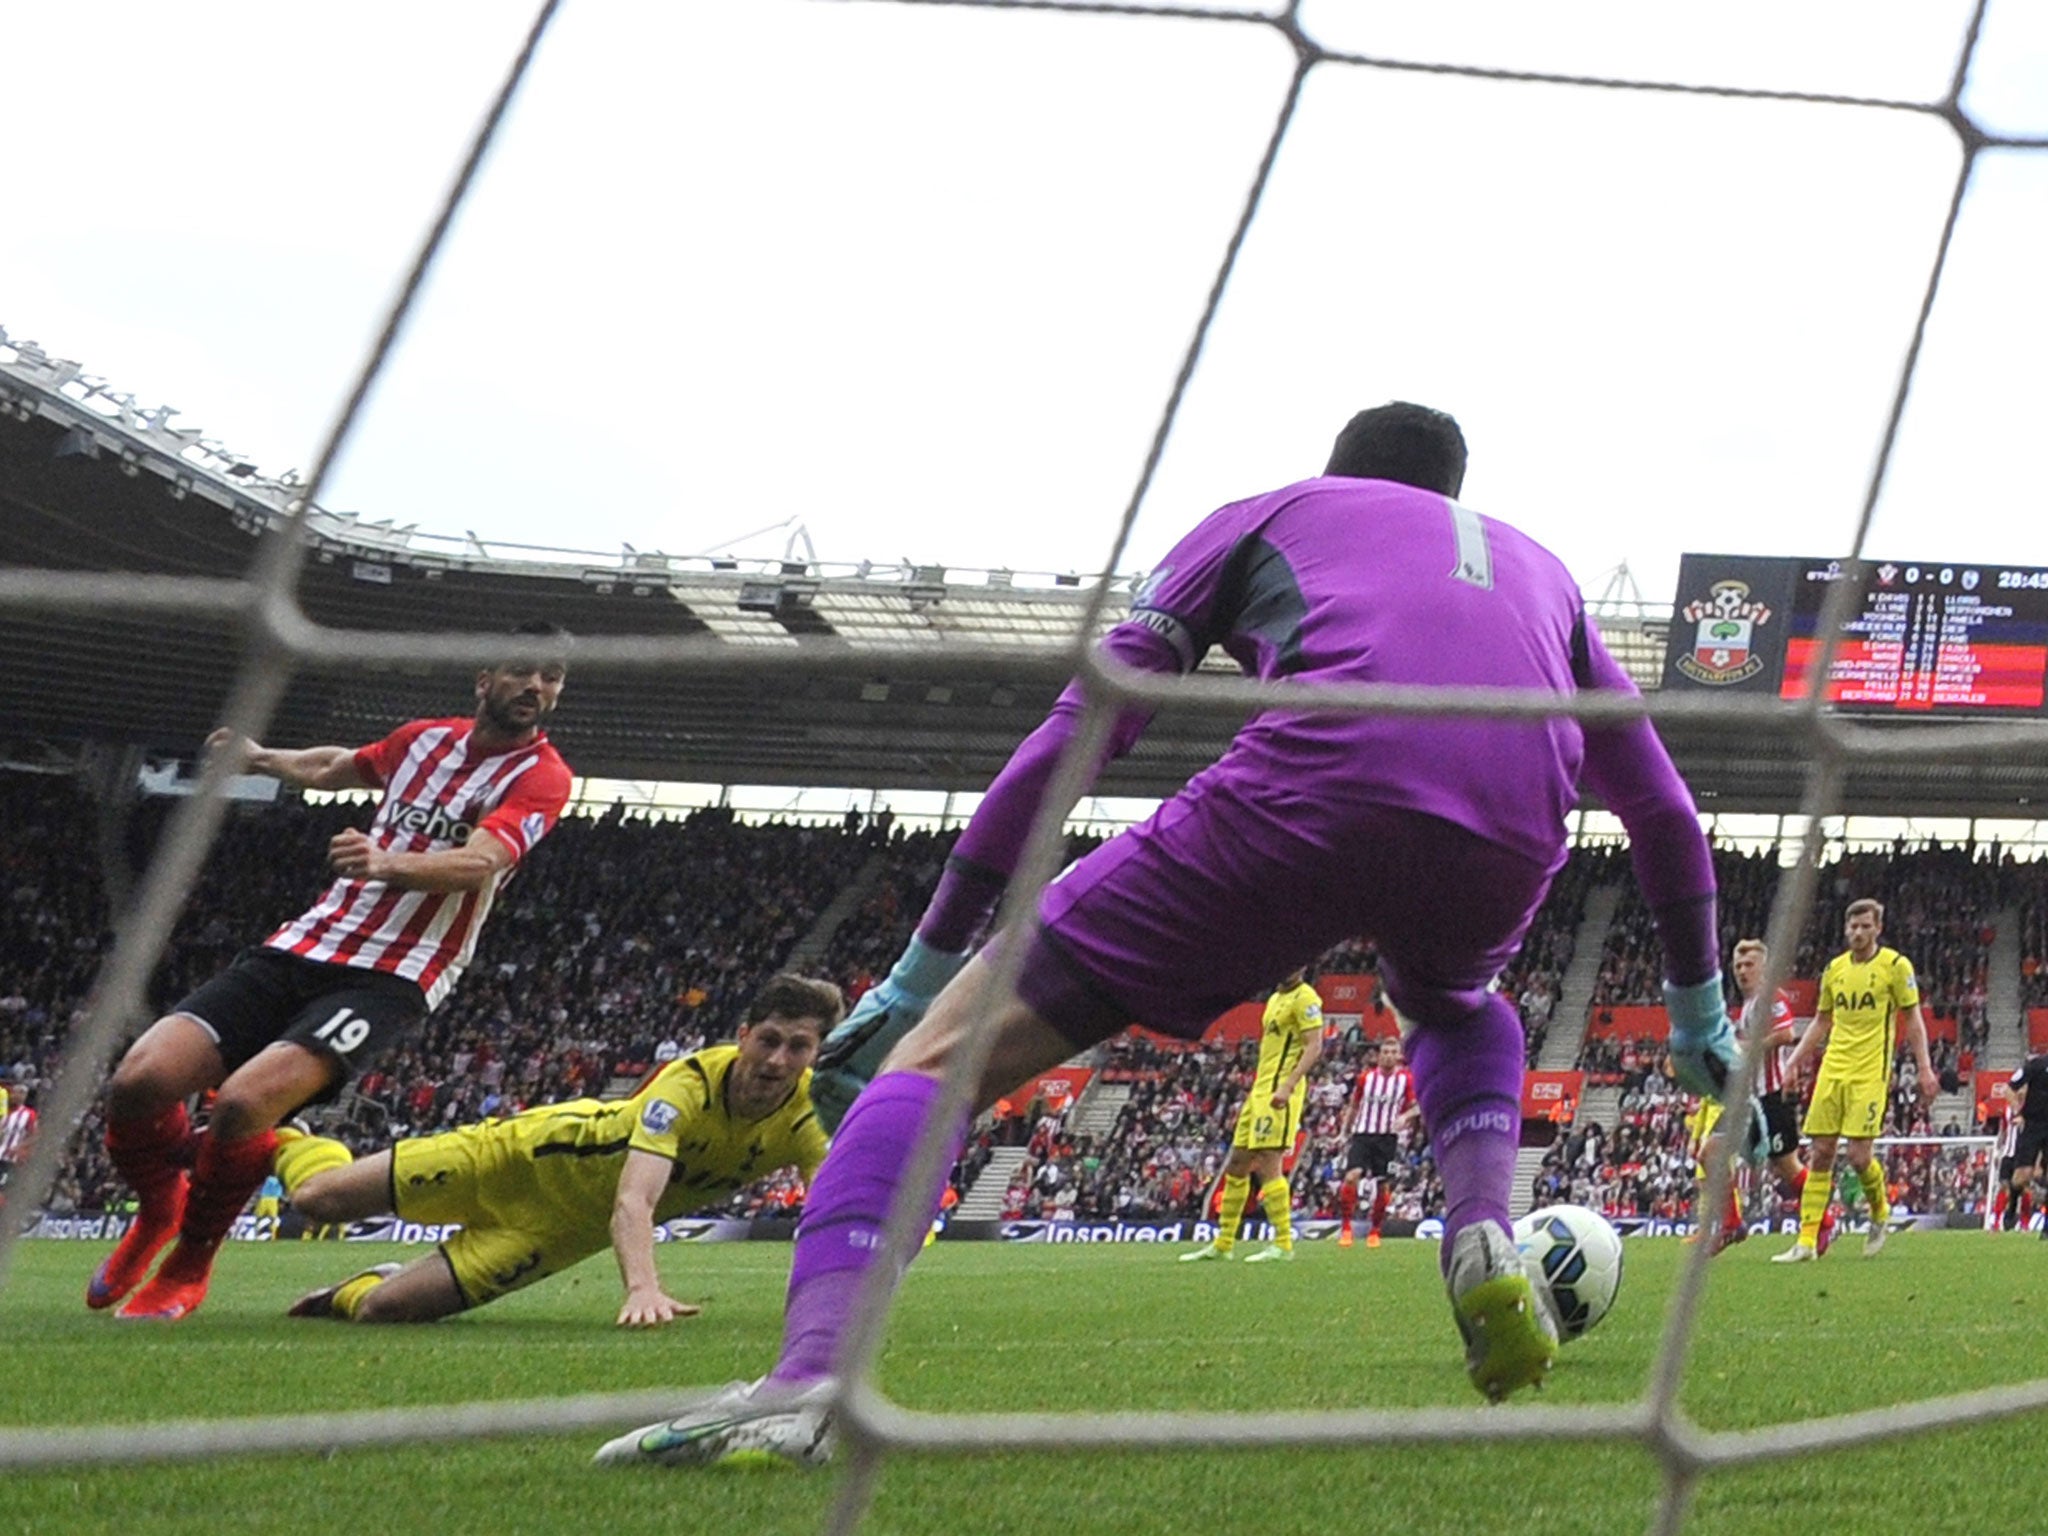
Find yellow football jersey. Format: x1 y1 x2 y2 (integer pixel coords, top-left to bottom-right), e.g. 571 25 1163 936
493 1044 828 1231
1250 981 1325 1112
1815 947 1918 1084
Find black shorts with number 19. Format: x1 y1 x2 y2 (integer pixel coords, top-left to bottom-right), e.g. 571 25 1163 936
173 945 428 1090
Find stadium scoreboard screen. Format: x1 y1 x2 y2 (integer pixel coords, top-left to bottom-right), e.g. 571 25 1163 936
1663 553 2048 715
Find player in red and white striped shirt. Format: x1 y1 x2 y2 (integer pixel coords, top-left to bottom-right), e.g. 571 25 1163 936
1695 938 1816 1255
1338 1036 1419 1248
0 1084 37 1191
91 624 573 1322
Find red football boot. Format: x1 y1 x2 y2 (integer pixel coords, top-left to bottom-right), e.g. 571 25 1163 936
115 1236 219 1321
86 1178 187 1311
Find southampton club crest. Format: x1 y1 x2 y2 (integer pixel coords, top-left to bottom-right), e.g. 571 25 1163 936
1676 579 1772 685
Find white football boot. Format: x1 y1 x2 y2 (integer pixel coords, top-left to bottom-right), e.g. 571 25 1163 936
593 1377 837 1469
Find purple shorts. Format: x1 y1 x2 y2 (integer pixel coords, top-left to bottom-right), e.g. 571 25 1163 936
1016 778 1561 1045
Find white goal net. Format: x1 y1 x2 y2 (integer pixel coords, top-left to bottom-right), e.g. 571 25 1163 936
1 5 2045 1535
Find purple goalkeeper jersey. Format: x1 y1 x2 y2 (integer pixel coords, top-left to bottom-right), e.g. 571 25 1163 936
1127 475 1587 865
922 475 1715 984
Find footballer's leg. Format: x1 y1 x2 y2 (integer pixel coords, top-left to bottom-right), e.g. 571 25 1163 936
1780 1124 1838 1262
274 1124 358 1201
90 1015 221 1310
1184 1145 1255 1261
120 1041 335 1320
1244 1148 1296 1262
1847 1133 1892 1255
1404 990 1556 1400
771 949 1080 1384
290 1248 469 1323
1366 808 1561 1399
290 1148 396 1225
1338 1166 1362 1246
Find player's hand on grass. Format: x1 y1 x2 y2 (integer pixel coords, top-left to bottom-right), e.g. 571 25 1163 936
328 827 387 881
616 1288 700 1328
811 936 969 1133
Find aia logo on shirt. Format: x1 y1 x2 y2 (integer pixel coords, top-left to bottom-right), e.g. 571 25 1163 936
388 801 477 846
1833 989 1880 1013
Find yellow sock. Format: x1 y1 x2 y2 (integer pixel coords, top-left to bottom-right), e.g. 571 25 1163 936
1215 1175 1252 1252
1799 1165 1833 1247
1260 1178 1294 1251
331 1270 388 1321
275 1133 354 1197
1858 1160 1889 1225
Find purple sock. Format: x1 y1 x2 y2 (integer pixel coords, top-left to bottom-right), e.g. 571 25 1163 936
1405 993 1525 1272
770 1071 968 1385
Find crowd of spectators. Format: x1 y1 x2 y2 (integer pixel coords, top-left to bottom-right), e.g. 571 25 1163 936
1 766 2032 1232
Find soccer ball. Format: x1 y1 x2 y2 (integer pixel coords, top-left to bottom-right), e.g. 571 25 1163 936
1512 1204 1624 1342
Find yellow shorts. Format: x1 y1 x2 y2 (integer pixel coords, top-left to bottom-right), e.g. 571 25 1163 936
1686 1099 1722 1175
1802 1073 1887 1141
392 1123 606 1309
253 1197 280 1221
1231 1096 1300 1153
1689 1099 1722 1142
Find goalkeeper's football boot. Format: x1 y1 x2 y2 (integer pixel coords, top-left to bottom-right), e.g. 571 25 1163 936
115 1236 218 1321
86 1179 187 1311
288 1263 403 1319
1445 1222 1557 1403
1178 1241 1234 1263
1242 1244 1294 1264
593 1377 837 1469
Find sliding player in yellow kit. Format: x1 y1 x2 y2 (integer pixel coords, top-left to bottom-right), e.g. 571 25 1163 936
1181 969 1325 1264
273 975 841 1322
1774 900 1938 1262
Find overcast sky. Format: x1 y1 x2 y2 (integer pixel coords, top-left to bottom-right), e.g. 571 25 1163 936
3 1 2042 605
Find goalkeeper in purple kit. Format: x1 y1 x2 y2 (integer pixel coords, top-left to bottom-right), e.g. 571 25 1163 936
599 402 1755 1467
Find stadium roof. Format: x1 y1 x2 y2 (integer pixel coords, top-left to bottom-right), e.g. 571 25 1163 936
3 334 2043 817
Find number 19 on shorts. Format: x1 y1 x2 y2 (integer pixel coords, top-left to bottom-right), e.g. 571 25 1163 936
310 1006 373 1055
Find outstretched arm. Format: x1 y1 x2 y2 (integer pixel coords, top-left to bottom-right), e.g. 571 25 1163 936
611 1149 700 1328
206 728 370 792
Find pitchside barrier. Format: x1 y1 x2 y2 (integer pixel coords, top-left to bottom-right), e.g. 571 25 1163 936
2 5 2047 1536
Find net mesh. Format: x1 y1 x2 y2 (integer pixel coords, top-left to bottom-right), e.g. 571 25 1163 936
2 2 2046 1532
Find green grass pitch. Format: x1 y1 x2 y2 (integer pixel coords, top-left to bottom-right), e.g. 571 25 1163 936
1 1231 2043 1535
